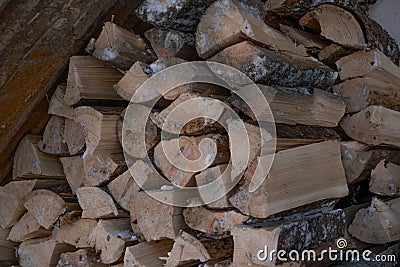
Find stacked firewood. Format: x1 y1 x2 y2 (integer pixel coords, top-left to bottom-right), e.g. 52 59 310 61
1 0 400 266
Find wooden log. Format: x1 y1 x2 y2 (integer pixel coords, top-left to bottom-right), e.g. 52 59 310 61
299 4 366 48
209 41 337 90
124 240 174 267
333 77 400 113
53 218 97 248
317 44 348 68
76 187 118 219
229 141 349 218
64 56 123 105
131 191 185 241
87 21 156 70
183 206 248 235
13 135 65 180
37 116 69 156
348 197 400 244
107 170 140 211
48 85 73 119
0 179 36 228
7 212 51 242
63 118 86 156
231 209 345 266
57 249 106 267
89 218 136 264
0 228 17 266
340 106 400 148
370 160 400 197
279 24 330 52
113 61 149 101
60 156 84 194
196 0 308 59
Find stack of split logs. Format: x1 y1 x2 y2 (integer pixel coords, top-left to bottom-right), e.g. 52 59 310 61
2 0 400 266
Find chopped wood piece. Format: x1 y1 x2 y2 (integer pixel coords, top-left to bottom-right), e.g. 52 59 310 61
279 24 330 51
53 219 97 248
7 212 51 242
232 209 345 266
38 116 69 156
0 228 17 265
370 160 400 197
131 191 185 241
124 240 174 267
209 41 337 90
87 21 156 69
154 134 230 186
48 85 73 119
349 197 400 244
299 4 366 48
57 249 106 267
318 44 348 68
113 61 149 101
0 180 36 228
64 118 85 156
165 231 233 266
333 77 400 113
89 219 136 264
183 206 248 235
227 86 345 127
65 56 123 105
82 152 124 187
229 141 349 218
196 0 308 59
107 170 140 211
336 49 400 87
13 135 65 179
76 187 118 219
340 106 400 148
18 238 75 267
60 156 84 194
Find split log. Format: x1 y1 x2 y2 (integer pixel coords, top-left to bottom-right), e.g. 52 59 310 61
131 191 185 241
349 197 400 244
332 77 400 113
124 240 174 267
64 56 123 105
340 106 400 148
209 41 337 90
317 44 348 68
231 209 345 266
7 212 51 242
89 218 136 264
60 156 84 194
226 86 345 127
165 231 233 266
63 118 86 156
0 228 17 265
76 187 118 219
87 21 156 69
370 160 400 197
196 0 308 59
0 179 36 228
107 170 140 211
154 134 230 186
57 249 106 267
13 135 65 179
229 141 349 218
183 206 248 235
279 24 330 52
299 4 366 48
48 85 73 119
53 218 97 248
82 153 125 187
336 49 400 87
113 61 149 101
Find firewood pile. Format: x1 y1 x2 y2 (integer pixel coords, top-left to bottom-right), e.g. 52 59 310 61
2 0 400 266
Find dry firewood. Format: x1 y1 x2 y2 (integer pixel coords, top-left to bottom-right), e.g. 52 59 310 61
131 191 185 241
107 170 140 211
60 156 84 194
87 21 156 70
13 135 65 180
209 41 337 90
227 86 345 127
299 4 366 48
317 44 349 68
340 106 400 148
48 85 73 119
154 134 230 186
196 0 308 59
0 228 17 266
18 237 75 267
279 24 330 51
37 116 68 156
333 77 400 113
165 231 233 267
336 49 400 87
7 212 51 242
349 197 400 244
89 218 136 264
57 249 106 267
0 179 36 228
370 160 400 197
124 240 174 267
76 187 118 219
64 118 86 155
231 209 345 266
64 56 123 105
113 61 149 101
229 141 349 218
183 206 248 235
82 152 125 186
53 218 97 248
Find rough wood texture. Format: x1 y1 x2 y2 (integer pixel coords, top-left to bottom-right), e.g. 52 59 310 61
317 44 349 68
57 249 106 267
229 141 349 218
87 21 156 70
53 218 97 249
48 85 73 119
333 77 400 113
0 228 17 265
114 61 149 101
279 24 330 51
107 170 140 211
124 240 174 267
76 187 118 219
349 197 400 244
60 155 84 194
370 160 400 197
340 106 400 148
7 211 51 242
209 41 337 90
63 118 86 156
